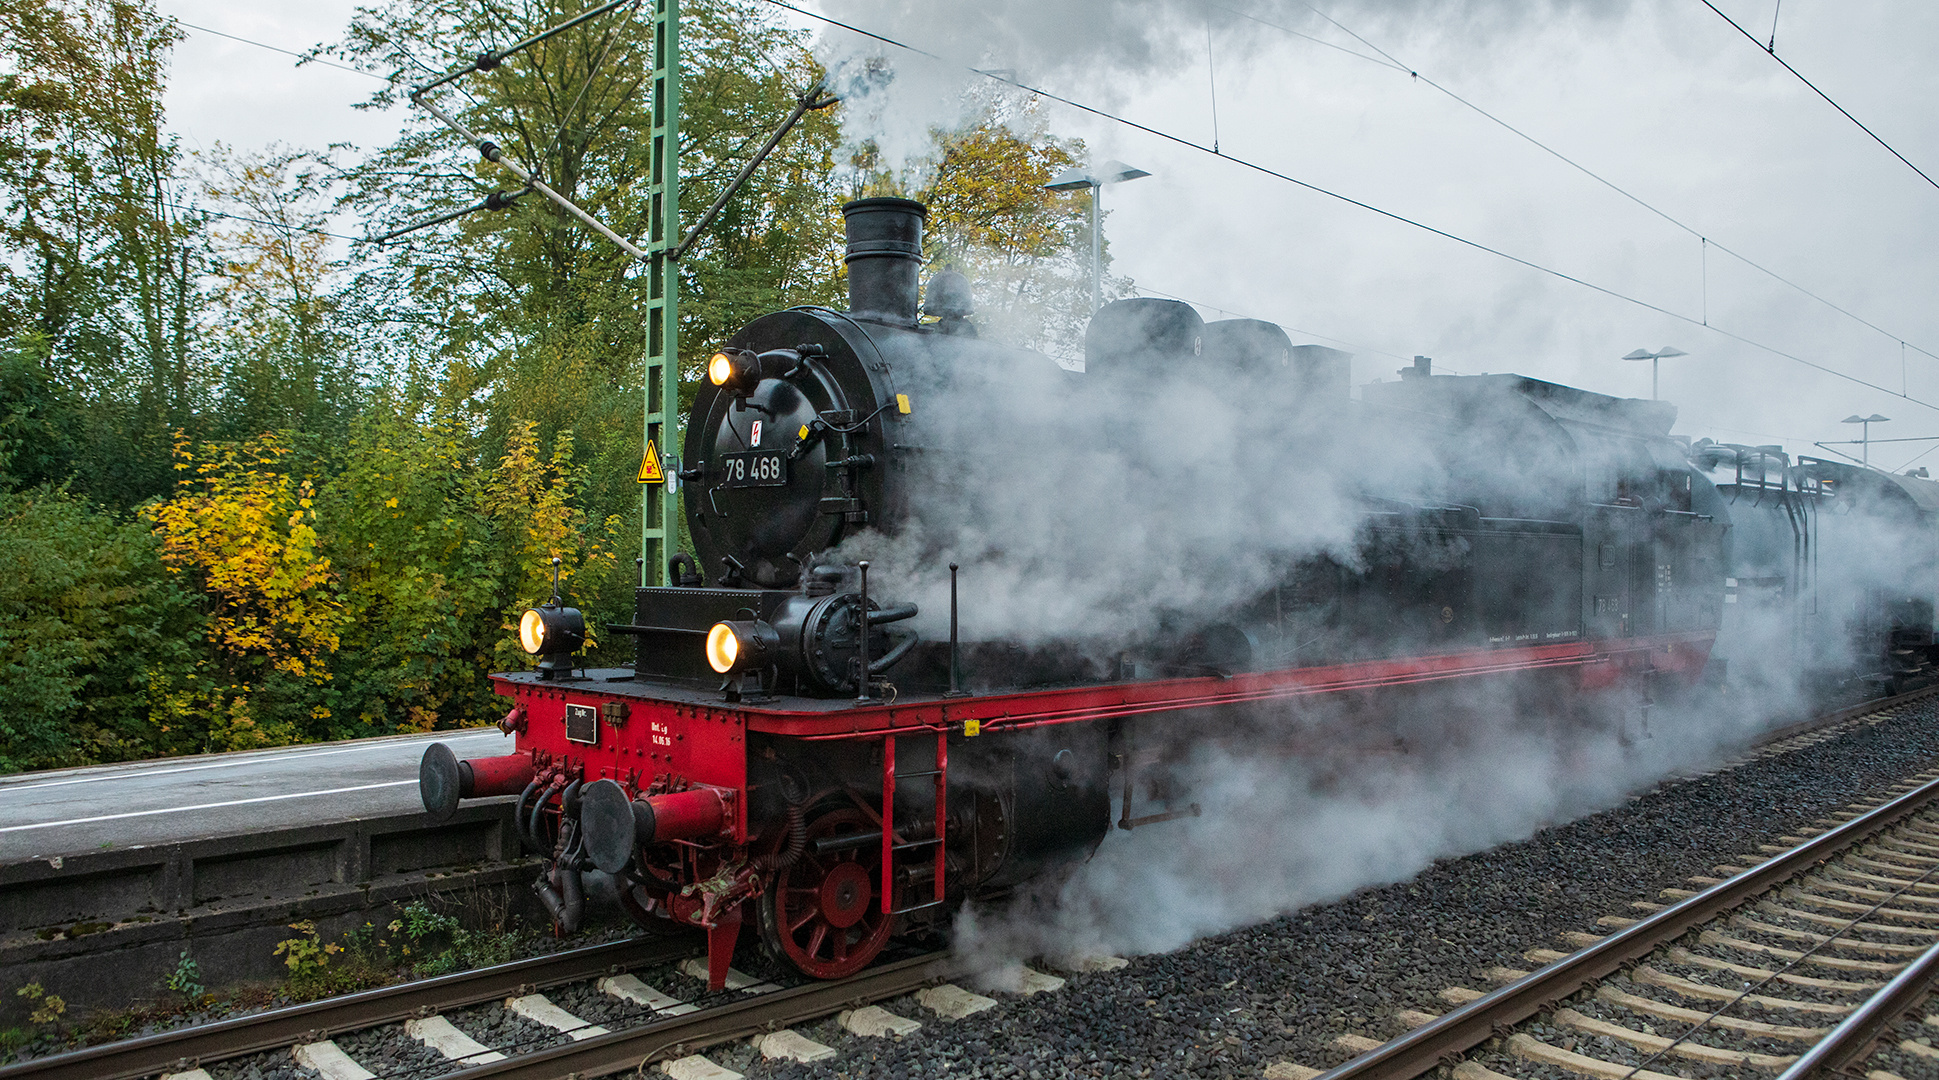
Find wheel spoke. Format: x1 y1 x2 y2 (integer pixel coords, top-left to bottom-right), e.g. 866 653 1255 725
769 807 899 978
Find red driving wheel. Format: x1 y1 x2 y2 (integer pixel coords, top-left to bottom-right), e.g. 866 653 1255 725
759 807 895 978
615 855 689 936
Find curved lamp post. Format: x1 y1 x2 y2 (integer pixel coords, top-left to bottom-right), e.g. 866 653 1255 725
1843 413 1890 466
1622 346 1688 401
1045 160 1151 314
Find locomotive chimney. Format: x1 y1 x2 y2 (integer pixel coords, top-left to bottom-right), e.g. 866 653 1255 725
842 197 927 326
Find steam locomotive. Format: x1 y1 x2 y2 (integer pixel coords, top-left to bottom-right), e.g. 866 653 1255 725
417 197 1927 989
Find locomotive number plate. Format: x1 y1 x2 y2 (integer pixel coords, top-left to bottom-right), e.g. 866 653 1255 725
720 450 788 488
564 703 598 745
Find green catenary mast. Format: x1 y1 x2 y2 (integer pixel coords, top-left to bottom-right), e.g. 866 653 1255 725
641 0 682 587
412 0 825 592
405 0 683 585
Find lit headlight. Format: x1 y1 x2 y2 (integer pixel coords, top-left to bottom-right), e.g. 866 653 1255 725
705 619 778 675
519 604 585 657
707 348 760 395
705 622 739 673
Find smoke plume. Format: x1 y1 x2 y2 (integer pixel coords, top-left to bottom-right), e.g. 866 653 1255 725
811 0 1633 180
953 676 1780 983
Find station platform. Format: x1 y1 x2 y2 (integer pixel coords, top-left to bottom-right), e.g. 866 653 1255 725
0 726 510 864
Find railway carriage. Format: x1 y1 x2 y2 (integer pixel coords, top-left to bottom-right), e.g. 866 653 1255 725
1694 442 1939 697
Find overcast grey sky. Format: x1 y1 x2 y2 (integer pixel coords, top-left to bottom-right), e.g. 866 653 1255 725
159 0 1937 468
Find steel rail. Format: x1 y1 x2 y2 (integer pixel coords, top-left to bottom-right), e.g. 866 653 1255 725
1773 936 1939 1080
0 936 695 1080
1309 769 1939 1080
1749 682 1939 749
438 951 953 1079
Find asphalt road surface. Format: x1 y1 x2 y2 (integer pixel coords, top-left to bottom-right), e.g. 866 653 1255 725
0 728 513 863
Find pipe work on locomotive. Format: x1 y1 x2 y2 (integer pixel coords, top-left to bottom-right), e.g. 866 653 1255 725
419 196 1937 989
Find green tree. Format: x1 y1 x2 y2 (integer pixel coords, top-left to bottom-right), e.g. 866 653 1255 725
314 403 504 735
914 99 1094 356
0 485 198 771
0 336 82 490
477 418 625 676
328 0 845 518
199 144 364 443
0 0 208 508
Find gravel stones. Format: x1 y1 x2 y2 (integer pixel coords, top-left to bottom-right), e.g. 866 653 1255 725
332 1024 452 1076
1867 1013 1939 1079
744 701 1939 1079
443 1001 572 1058
204 1052 315 1080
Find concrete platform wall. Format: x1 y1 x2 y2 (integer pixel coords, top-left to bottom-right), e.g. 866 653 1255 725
0 802 552 1024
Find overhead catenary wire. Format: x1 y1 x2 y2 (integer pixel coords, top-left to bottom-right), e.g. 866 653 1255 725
171 14 494 128
1895 441 1939 474
1205 20 1221 155
539 17 631 165
174 5 1936 422
154 19 657 276
173 14 656 255
174 20 384 79
169 200 365 244
1696 0 1939 193
1279 0 1939 366
171 201 530 282
766 0 1939 415
1204 3 1401 70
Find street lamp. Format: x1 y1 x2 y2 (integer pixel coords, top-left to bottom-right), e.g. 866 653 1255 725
1621 346 1688 401
1045 159 1151 314
1842 413 1890 466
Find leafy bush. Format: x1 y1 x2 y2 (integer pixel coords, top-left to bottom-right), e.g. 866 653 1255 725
390 899 520 975
163 949 203 1000
14 983 64 1027
271 920 339 978
0 487 199 771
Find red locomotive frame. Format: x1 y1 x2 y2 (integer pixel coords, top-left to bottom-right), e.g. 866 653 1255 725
461 629 1709 989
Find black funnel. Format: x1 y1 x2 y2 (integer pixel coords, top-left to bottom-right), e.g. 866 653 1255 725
843 197 927 326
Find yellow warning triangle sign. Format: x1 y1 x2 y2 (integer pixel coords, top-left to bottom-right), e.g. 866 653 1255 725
636 440 665 484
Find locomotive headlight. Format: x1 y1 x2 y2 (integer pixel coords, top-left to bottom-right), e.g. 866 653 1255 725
707 349 761 395
705 622 739 673
705 619 778 675
519 604 586 656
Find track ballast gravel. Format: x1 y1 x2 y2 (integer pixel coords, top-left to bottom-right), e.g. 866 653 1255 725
744 700 1939 1080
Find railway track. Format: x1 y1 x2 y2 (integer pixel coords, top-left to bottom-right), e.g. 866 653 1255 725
8 688 1935 1080
0 932 974 1080
1287 762 1939 1080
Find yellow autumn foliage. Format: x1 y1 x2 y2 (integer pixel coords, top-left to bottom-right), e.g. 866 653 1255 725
483 420 624 675
144 433 345 686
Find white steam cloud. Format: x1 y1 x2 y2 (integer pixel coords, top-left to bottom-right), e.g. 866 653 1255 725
954 680 1778 983
817 314 1905 976
795 0 1924 985
834 342 1418 651
812 0 1633 179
